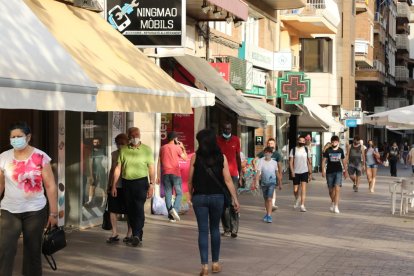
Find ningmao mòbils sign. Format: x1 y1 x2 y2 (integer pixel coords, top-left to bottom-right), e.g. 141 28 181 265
106 0 185 47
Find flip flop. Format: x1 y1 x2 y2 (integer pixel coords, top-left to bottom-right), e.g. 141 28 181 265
106 235 119 243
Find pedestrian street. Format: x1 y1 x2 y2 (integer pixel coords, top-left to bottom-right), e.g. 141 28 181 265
14 164 414 275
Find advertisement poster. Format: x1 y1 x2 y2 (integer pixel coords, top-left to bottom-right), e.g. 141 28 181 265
106 0 185 47
160 112 194 196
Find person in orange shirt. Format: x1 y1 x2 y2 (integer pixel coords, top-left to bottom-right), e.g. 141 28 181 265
216 122 241 238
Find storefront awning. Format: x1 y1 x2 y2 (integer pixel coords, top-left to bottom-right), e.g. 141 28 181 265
0 0 98 112
181 84 216 108
174 55 266 128
26 0 192 114
246 99 290 126
297 98 344 132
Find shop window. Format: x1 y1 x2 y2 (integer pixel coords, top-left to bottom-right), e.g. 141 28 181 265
300 38 332 73
81 112 109 225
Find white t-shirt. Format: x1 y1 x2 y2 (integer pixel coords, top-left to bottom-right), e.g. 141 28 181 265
257 157 278 185
0 148 51 213
289 147 309 174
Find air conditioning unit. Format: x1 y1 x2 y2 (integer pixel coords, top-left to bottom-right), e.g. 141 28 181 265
73 0 103 12
354 100 362 111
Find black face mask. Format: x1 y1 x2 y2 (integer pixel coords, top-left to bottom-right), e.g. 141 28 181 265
298 142 305 147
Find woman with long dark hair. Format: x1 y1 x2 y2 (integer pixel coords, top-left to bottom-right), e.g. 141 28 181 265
188 129 240 276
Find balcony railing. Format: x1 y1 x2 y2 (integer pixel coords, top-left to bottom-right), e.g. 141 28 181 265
395 66 409 81
397 2 410 20
355 39 369 56
280 0 340 27
396 34 409 51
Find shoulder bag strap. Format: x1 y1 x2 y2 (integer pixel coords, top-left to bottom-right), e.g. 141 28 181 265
200 162 228 194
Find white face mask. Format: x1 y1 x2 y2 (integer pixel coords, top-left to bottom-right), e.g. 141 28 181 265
222 133 231 139
131 137 140 145
264 153 272 159
10 137 28 150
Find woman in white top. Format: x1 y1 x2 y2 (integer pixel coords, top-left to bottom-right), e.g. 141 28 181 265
0 122 57 276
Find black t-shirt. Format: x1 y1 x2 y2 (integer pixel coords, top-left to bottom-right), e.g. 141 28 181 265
323 147 345 174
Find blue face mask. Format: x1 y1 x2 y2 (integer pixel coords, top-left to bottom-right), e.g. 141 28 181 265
222 133 231 139
10 136 28 150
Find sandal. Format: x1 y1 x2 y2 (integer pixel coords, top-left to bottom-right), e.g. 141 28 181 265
106 235 119 243
123 236 132 243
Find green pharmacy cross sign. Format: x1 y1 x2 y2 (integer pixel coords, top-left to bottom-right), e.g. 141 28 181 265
277 72 311 104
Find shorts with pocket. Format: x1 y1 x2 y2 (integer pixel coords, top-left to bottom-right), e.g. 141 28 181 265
261 183 276 200
326 172 342 188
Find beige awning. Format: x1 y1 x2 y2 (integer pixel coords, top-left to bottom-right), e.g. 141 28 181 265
297 98 344 133
174 55 266 128
0 0 97 112
181 84 216 108
246 99 290 126
25 0 192 114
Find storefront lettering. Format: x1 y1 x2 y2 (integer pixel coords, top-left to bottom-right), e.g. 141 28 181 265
138 8 177 30
160 114 170 140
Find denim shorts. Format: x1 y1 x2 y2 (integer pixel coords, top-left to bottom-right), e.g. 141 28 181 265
367 164 378 169
261 183 276 200
326 172 342 188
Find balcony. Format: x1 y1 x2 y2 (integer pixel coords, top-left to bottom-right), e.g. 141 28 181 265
280 0 340 36
396 34 409 51
395 66 409 82
355 0 368 13
355 59 385 84
355 39 373 67
397 2 410 21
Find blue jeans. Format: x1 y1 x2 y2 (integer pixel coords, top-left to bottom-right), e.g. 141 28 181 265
192 194 224 265
163 174 183 212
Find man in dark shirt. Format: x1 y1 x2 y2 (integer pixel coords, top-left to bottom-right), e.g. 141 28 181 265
322 135 348 214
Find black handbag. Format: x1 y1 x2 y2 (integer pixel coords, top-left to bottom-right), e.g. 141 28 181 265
102 210 112 230
42 226 67 271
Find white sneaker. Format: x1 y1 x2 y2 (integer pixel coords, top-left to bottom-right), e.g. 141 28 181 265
334 206 340 214
300 205 307 212
293 198 300 209
330 203 334 213
169 208 180 221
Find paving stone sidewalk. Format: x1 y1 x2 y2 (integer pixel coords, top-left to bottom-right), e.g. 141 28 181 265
13 164 414 275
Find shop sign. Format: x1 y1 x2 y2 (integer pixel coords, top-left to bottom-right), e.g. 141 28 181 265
245 86 266 96
245 45 273 70
255 136 264 146
106 0 185 47
277 72 311 104
210 63 230 81
346 119 357 128
252 69 266 87
241 43 292 71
